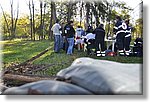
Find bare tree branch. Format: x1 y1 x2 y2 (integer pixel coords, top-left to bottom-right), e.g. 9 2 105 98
0 4 10 35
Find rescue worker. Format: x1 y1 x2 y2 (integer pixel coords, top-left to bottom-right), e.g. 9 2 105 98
113 16 127 56
94 24 105 56
124 19 132 56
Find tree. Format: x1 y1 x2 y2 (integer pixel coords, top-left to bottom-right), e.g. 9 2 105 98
1 0 19 40
39 1 46 40
134 18 143 38
32 0 35 41
0 5 11 39
27 0 36 40
16 15 30 38
85 2 90 29
28 0 33 40
10 0 19 39
49 1 57 40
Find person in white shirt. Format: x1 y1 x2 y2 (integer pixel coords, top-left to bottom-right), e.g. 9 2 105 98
75 26 84 50
51 19 62 53
84 28 95 55
85 33 95 42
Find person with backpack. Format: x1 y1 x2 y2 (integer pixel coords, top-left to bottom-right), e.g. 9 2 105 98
51 19 62 53
64 21 75 55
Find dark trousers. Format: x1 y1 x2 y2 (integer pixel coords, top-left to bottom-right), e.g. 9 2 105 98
116 33 125 50
124 36 131 51
95 40 105 52
86 39 95 55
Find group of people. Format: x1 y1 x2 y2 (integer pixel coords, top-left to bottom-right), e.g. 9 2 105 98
113 16 132 56
51 15 133 56
51 20 78 55
51 19 106 56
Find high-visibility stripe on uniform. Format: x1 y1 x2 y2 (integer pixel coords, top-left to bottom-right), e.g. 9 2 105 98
125 34 131 38
121 23 127 29
125 50 131 56
101 54 105 56
114 26 118 30
118 25 123 29
126 30 131 34
97 54 101 56
96 51 105 57
119 53 125 55
101 51 105 54
119 50 124 53
114 23 127 30
97 51 101 53
138 42 142 44
125 53 130 56
116 30 126 35
125 50 131 53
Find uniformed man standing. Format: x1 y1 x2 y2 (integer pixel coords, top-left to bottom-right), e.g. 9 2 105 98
113 16 127 56
124 19 132 56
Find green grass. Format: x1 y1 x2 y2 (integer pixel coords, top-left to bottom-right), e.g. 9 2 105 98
1 39 143 76
91 56 142 63
2 39 53 67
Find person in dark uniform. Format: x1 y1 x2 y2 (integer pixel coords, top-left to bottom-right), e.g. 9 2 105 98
94 24 105 53
133 38 143 57
113 16 126 56
124 19 132 56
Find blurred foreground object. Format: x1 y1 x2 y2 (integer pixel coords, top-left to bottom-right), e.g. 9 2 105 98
3 57 142 95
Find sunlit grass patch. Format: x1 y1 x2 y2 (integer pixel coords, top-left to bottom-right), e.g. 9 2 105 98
3 39 52 68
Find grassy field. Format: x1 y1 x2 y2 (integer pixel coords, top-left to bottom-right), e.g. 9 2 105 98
1 39 143 75
2 39 53 67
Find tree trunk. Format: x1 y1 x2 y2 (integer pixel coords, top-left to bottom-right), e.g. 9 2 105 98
32 0 35 41
13 3 19 38
29 1 33 40
80 1 83 26
43 3 46 40
85 2 90 29
106 5 112 39
10 0 14 39
40 1 43 40
9 0 19 39
67 2 72 22
3 74 55 83
49 1 56 40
